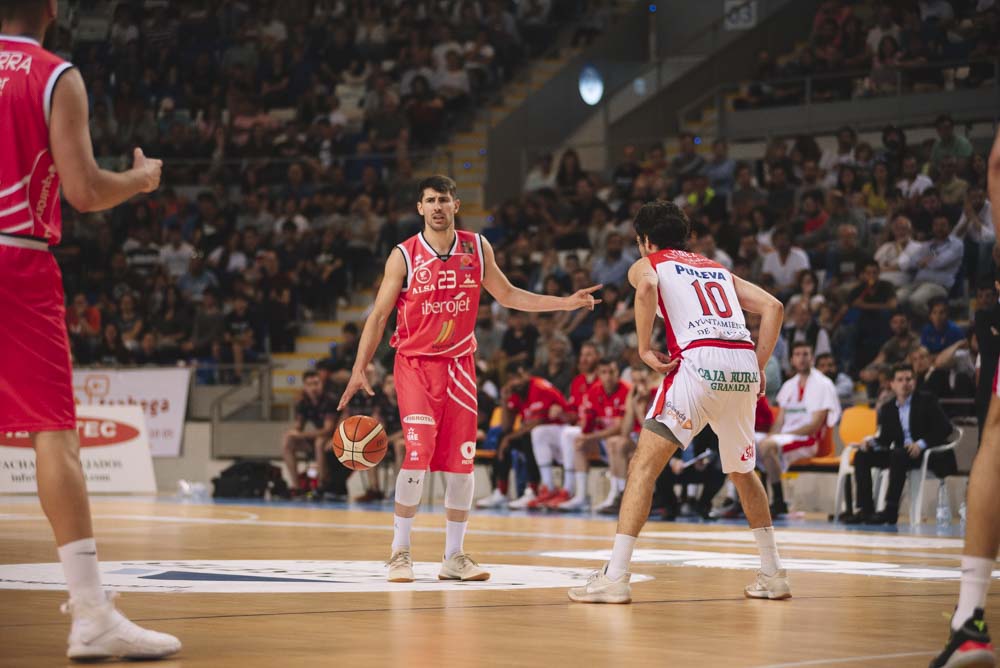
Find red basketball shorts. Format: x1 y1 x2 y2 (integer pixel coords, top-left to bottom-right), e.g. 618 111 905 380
0 242 76 432
394 353 478 474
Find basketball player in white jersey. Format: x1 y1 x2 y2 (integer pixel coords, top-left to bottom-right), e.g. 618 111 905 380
569 200 790 603
928 130 1000 668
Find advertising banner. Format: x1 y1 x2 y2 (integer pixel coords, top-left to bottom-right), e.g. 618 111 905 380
73 368 190 457
0 406 157 494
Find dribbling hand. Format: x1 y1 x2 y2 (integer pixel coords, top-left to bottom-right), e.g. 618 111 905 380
337 370 374 411
640 349 678 375
565 284 603 311
132 148 163 193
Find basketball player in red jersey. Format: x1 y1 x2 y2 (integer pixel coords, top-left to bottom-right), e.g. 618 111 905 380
337 175 601 582
929 131 1000 668
569 200 789 604
0 2 179 660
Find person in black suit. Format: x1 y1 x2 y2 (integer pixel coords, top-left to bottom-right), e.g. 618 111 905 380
846 363 956 525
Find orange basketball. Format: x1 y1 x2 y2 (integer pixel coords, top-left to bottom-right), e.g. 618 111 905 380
332 415 388 471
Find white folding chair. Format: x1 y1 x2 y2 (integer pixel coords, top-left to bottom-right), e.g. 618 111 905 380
908 426 962 526
833 441 889 520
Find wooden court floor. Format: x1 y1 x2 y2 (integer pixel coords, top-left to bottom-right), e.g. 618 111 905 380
0 497 995 668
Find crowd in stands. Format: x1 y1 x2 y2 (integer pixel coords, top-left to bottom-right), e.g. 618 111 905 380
59 0 587 370
736 0 998 108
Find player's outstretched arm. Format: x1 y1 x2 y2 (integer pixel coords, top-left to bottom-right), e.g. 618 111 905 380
734 276 784 397
337 249 406 411
480 237 601 312
989 128 1000 241
628 258 676 375
49 68 161 213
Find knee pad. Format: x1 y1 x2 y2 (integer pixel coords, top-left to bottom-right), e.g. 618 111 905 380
444 472 475 511
395 469 425 507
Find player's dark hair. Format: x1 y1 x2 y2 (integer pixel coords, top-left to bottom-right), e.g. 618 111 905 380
0 0 46 21
505 360 528 376
633 200 689 251
891 363 914 379
597 357 615 367
417 175 457 201
815 353 834 365
790 341 814 355
303 370 320 382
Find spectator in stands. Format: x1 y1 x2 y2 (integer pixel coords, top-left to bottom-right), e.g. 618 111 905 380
936 155 969 208
282 370 337 496
930 114 974 171
783 301 833 372
921 297 966 356
860 160 894 220
183 289 226 357
705 139 736 197
766 164 797 222
954 184 995 285
816 352 855 405
839 260 898 371
866 6 902 56
671 132 706 184
846 364 956 525
897 153 935 202
590 232 632 287
875 215 920 287
501 310 540 368
178 253 219 304
820 126 857 186
761 226 811 297
591 316 626 361
116 293 144 352
555 149 586 197
860 310 921 387
897 215 963 316
910 188 954 239
533 330 574 395
759 342 841 516
159 225 196 279
824 222 869 295
94 322 131 366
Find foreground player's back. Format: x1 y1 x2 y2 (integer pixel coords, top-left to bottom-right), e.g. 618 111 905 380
645 248 752 356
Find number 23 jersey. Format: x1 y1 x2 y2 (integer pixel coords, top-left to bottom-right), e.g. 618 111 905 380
646 248 752 356
391 230 485 358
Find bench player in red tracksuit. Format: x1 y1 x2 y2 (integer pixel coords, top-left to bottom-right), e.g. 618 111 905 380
0 2 179 660
337 175 601 582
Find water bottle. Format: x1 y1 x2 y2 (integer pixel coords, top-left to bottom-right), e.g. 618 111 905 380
936 484 951 526
959 500 967 530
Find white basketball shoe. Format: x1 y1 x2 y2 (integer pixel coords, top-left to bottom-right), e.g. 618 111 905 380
64 593 181 661
387 548 415 582
744 569 792 600
567 564 632 604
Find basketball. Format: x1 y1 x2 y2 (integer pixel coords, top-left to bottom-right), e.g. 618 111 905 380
332 415 388 471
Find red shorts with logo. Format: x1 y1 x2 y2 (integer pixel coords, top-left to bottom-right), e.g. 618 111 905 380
0 244 76 432
394 353 478 473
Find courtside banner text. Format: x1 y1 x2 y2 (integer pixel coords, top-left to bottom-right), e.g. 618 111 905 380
73 368 190 457
0 406 157 494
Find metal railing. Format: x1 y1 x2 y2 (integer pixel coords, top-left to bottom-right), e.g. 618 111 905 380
207 363 275 424
677 57 1000 137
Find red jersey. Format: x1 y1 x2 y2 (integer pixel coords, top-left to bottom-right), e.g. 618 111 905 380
391 230 484 358
506 377 568 424
0 35 73 244
567 372 597 412
580 380 630 434
646 248 753 357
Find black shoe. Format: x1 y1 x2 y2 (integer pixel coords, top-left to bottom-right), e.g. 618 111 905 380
929 608 994 667
769 501 789 517
868 511 898 525
659 506 678 521
843 512 874 525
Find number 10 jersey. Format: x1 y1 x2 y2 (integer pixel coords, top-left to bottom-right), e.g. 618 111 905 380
647 248 753 357
391 230 484 358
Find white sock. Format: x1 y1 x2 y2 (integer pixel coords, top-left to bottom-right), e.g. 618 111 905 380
952 555 994 630
57 538 105 606
444 520 467 559
606 534 636 581
563 470 575 495
613 476 626 492
574 471 588 500
391 515 414 552
539 465 554 489
752 526 782 577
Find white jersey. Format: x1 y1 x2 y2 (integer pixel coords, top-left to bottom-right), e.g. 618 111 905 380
647 248 752 357
775 368 841 435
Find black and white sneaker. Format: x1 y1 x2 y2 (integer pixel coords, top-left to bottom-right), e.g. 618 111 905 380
929 608 995 668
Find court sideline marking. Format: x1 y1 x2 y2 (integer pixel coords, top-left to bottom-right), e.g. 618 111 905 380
753 651 935 667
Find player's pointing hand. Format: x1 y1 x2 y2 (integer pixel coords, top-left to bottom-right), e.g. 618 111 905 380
338 368 375 411
132 147 162 193
566 283 603 311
